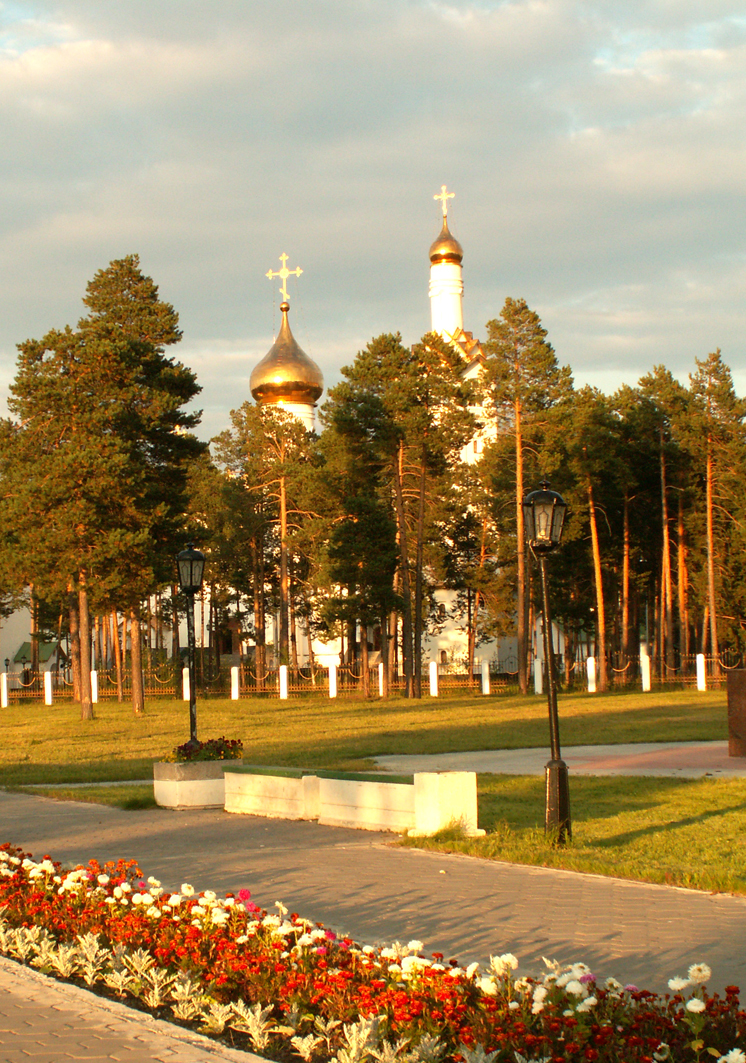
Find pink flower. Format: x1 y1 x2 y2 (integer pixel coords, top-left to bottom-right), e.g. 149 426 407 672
238 888 252 903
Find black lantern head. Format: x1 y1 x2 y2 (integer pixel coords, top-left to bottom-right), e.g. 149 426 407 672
177 543 206 595
523 481 567 552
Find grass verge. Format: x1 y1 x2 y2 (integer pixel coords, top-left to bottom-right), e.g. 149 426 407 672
7 784 157 810
400 773 746 895
0 687 727 786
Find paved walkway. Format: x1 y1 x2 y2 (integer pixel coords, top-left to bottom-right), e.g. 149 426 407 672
376 739 746 777
1 741 746 1060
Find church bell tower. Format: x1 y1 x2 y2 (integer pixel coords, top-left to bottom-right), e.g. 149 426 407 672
428 185 464 341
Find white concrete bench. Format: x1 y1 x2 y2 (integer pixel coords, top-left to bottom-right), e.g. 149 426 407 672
223 766 483 836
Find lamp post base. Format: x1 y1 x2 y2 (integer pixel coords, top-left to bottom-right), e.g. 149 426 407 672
545 758 571 845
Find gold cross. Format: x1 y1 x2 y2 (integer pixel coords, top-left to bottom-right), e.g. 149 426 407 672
434 184 454 218
266 253 303 301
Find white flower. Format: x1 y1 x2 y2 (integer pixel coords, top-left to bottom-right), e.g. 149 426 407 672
202 890 217 904
181 883 195 896
263 914 281 927
576 996 597 1013
113 887 124 899
564 980 587 998
119 882 131 893
210 909 228 925
223 897 235 907
718 1051 746 1063
147 876 161 887
146 906 161 919
477 976 497 996
97 874 110 885
490 953 518 977
466 962 479 978
605 977 622 990
167 894 182 907
406 939 424 953
192 905 206 917
687 963 712 985
448 967 464 978
508 1001 520 1010
533 986 548 1004
363 945 375 955
531 1001 545 1015
668 977 690 992
685 998 706 1014
297 933 313 947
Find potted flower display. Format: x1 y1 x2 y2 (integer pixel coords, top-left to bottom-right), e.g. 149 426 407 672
153 736 243 809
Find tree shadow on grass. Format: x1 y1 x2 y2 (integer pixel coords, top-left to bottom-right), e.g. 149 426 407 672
592 800 746 849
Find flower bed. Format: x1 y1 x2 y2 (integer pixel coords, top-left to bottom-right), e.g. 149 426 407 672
0 843 743 1063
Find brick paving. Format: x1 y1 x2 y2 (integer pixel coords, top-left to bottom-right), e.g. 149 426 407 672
1 741 745 1060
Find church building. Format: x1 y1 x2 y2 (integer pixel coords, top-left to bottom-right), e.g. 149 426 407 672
249 188 515 674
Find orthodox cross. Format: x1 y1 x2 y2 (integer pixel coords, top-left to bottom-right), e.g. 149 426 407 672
266 253 303 301
434 184 455 218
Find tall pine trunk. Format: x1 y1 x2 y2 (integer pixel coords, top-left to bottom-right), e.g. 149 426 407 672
279 475 290 665
705 433 719 675
130 609 144 716
362 623 370 697
112 610 124 703
622 493 630 660
677 494 689 658
392 441 414 697
514 398 528 694
78 579 93 720
69 596 81 703
413 452 427 699
587 480 607 691
660 436 674 670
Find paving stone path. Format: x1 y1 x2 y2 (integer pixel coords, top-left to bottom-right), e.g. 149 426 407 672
1 741 745 1060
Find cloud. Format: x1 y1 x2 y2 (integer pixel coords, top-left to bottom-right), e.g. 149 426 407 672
0 0 744 440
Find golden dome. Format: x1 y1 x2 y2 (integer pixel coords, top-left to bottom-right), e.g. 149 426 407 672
250 302 324 407
429 217 463 264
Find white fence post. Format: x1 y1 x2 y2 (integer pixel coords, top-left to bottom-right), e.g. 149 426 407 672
378 662 384 697
279 664 288 700
230 666 239 700
90 670 98 704
44 671 53 706
696 653 707 692
0 673 7 709
182 666 190 701
640 652 651 692
534 657 543 695
429 660 438 697
586 656 596 694
328 663 337 698
481 660 490 695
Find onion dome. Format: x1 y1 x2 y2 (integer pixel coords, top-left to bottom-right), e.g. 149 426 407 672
250 302 324 406
429 217 463 264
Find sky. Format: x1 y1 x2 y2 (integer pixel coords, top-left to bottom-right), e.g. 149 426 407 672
1 0 745 441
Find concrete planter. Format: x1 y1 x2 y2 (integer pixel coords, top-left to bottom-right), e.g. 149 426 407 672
223 766 484 836
153 759 243 809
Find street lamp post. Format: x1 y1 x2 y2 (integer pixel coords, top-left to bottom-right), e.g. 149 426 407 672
177 543 206 745
523 481 571 844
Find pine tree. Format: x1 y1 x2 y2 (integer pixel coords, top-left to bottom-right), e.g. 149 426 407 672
482 298 573 693
1 256 203 718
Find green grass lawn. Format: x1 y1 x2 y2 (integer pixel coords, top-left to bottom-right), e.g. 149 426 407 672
2 687 742 895
0 686 726 786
